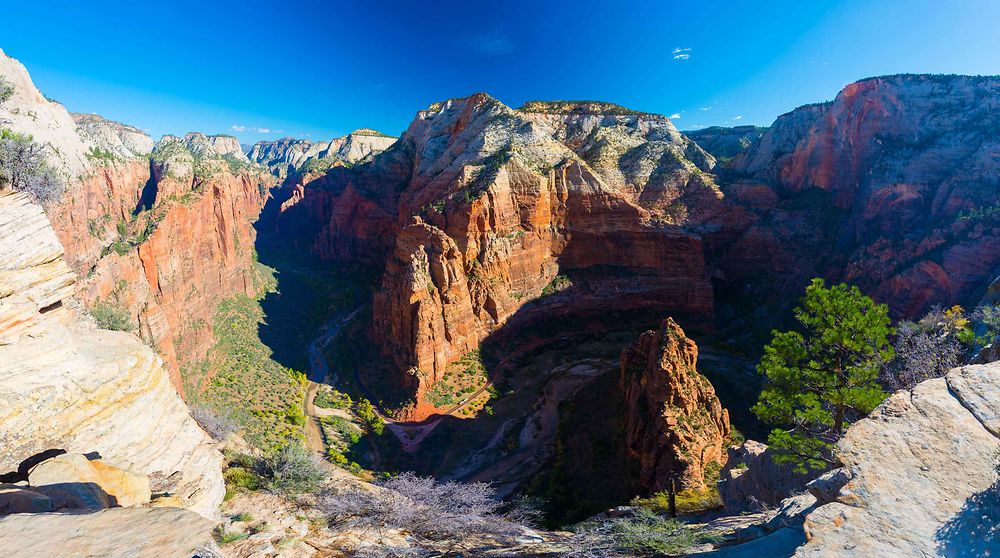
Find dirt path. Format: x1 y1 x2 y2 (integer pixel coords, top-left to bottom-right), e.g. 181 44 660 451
301 307 363 458
303 381 326 458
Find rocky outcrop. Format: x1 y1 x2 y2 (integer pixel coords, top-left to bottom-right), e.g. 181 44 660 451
0 190 224 517
620 317 731 491
16 453 151 511
72 112 155 159
248 129 397 178
718 440 816 513
791 363 1000 557
165 132 249 162
0 48 92 176
0 507 218 558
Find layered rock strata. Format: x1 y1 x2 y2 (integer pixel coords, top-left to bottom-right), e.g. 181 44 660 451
248 128 397 178
276 95 718 414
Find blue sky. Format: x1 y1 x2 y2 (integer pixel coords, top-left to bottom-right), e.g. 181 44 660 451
4 0 999 144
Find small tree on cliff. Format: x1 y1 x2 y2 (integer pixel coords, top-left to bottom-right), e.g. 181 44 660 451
752 279 893 472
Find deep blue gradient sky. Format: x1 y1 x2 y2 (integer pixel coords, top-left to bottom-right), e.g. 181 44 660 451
4 0 999 143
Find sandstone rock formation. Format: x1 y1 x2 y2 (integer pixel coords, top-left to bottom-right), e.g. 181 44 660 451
273 77 1000 416
0 48 92 176
791 363 1000 557
0 507 218 558
0 190 224 517
620 317 731 491
248 128 397 178
27 453 151 509
164 131 249 162
72 112 155 159
276 95 717 415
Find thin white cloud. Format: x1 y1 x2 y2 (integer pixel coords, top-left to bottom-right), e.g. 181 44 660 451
232 124 281 134
690 124 706 129
731 115 743 121
672 47 692 61
669 113 681 119
469 32 515 56
699 106 712 111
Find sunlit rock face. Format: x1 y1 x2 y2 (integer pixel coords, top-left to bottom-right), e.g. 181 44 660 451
793 363 1000 558
0 49 273 389
248 129 397 178
0 191 224 518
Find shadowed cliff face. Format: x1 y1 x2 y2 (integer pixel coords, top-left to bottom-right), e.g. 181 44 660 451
720 75 1000 321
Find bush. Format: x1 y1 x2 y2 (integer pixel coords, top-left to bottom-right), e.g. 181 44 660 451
319 472 534 554
0 129 63 203
224 466 262 493
565 508 717 557
314 388 352 410
190 405 239 441
256 442 326 496
0 77 13 105
90 300 133 332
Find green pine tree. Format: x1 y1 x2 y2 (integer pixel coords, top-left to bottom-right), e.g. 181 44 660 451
752 278 894 472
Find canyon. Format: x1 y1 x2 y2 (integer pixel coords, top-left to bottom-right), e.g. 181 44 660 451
1 40 999 557
272 74 1000 422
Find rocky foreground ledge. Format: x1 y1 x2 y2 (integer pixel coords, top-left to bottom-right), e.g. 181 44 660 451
792 363 1000 557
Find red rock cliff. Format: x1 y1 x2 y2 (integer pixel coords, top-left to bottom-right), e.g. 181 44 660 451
50 149 269 390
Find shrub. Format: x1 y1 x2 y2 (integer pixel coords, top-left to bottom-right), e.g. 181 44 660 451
190 405 239 441
0 129 63 203
90 300 133 332
319 472 533 553
0 77 13 105
212 526 248 545
565 508 717 557
541 274 572 296
256 442 326 496
314 388 352 410
355 399 385 435
224 466 262 492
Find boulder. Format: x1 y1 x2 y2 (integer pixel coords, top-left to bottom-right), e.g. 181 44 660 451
0 486 53 514
28 453 150 509
718 440 817 513
804 468 852 505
